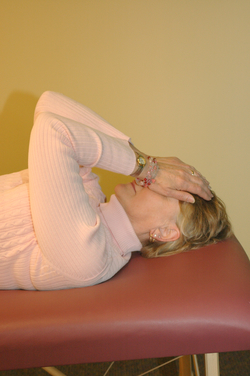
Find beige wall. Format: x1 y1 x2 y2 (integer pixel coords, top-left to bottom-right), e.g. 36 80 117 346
1 1 249 257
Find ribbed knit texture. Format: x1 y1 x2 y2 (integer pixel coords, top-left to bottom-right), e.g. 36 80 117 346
0 92 141 290
0 171 36 289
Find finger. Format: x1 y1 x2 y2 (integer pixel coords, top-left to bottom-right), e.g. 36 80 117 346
187 166 210 185
156 165 210 196
156 158 207 183
182 166 211 189
153 160 213 200
192 175 211 189
194 184 214 200
166 171 213 200
158 161 203 182
151 181 213 202
165 189 196 203
189 168 196 176
169 166 208 188
165 184 212 202
149 184 196 203
181 179 213 200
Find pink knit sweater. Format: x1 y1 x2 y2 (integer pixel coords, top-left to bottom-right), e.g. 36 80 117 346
0 92 142 290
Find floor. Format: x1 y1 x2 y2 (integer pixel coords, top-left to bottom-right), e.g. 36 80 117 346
0 351 249 376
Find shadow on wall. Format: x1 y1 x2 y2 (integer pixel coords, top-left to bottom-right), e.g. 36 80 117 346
0 91 38 176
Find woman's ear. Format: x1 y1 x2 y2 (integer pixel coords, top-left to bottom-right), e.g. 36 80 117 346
150 225 180 243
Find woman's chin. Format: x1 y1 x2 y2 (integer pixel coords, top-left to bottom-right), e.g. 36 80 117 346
114 183 131 208
114 184 123 201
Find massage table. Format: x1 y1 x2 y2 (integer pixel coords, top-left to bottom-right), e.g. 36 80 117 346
0 236 249 376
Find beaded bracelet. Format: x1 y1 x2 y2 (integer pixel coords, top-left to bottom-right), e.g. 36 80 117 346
135 157 159 187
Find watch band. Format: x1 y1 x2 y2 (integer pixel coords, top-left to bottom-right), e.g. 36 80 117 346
131 152 147 177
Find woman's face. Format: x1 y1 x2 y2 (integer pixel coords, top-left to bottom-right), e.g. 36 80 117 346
115 181 180 244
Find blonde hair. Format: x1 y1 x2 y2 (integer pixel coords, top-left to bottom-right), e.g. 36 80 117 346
141 192 233 258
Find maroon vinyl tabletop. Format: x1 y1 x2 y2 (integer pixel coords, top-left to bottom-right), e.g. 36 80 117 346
0 237 249 370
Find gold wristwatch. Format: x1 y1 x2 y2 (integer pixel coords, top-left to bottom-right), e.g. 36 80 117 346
131 152 147 177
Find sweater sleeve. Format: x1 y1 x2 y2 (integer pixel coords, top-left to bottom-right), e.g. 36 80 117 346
28 92 136 289
34 91 130 141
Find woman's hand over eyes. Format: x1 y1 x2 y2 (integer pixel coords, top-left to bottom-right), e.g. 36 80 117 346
149 156 213 203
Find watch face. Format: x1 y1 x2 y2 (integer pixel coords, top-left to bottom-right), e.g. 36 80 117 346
138 156 146 166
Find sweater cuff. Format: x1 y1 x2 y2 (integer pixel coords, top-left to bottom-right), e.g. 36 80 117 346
94 135 136 176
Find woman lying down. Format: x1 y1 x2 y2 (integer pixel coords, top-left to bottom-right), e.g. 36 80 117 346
0 91 232 290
